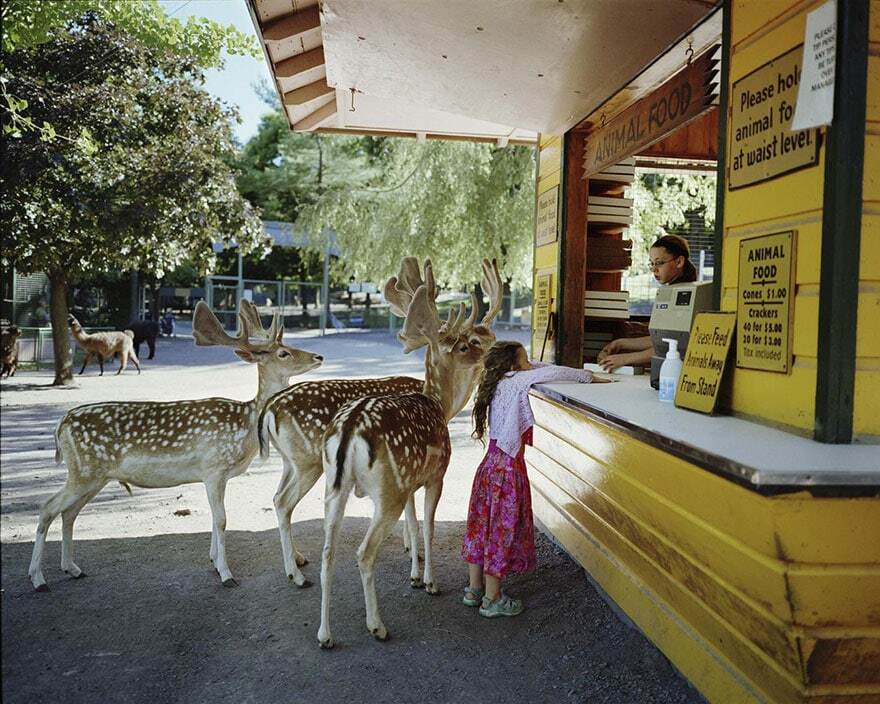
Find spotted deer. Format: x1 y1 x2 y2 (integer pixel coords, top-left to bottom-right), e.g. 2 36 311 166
258 259 502 588
317 257 502 648
27 300 323 591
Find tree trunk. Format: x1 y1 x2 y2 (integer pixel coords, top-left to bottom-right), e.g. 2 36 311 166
129 270 140 322
48 271 74 386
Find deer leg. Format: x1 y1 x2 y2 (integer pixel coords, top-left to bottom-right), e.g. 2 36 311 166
404 496 422 587
116 351 126 375
274 459 320 586
317 476 352 649
60 482 105 578
204 478 235 587
421 479 444 595
29 482 95 591
358 497 405 642
98 354 104 376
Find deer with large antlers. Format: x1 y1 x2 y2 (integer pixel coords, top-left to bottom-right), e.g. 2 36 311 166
258 258 502 588
27 300 323 592
317 257 503 648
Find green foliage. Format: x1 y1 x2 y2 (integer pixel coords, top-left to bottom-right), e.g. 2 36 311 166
1 14 264 282
630 173 716 274
296 139 537 288
1 0 256 61
1 0 256 144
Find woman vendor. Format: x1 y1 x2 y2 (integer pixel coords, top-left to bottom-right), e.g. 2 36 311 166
598 234 698 372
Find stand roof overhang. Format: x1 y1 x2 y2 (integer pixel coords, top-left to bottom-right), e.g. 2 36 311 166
247 0 720 145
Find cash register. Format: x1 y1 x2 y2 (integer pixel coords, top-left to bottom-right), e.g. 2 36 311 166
648 281 714 389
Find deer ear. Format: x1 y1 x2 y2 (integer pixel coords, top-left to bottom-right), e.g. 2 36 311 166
234 349 259 364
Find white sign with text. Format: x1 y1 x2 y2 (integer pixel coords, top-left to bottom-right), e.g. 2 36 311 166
792 0 836 130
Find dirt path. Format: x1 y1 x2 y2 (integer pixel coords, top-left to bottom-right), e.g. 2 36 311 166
1 330 703 703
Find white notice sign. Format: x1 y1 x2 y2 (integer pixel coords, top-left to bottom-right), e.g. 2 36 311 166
792 0 836 129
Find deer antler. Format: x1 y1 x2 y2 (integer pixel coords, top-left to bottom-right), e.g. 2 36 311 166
478 258 503 327
396 260 441 353
384 256 440 319
239 299 282 344
192 300 271 351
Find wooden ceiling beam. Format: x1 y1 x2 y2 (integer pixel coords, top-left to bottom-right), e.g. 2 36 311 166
274 47 325 78
292 100 336 131
283 79 334 106
262 6 321 42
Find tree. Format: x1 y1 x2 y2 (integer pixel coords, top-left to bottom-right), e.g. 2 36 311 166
1 15 263 385
630 173 716 274
1 0 257 143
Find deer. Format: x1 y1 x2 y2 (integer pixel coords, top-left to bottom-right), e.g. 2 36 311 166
258 258 502 588
27 300 323 592
317 257 503 648
68 314 141 375
1 324 22 378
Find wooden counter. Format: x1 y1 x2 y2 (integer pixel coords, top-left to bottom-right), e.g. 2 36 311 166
524 382 880 703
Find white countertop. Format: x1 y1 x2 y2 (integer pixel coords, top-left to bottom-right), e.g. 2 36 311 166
532 375 880 490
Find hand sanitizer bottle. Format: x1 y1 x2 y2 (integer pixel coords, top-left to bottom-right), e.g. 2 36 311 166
658 338 682 403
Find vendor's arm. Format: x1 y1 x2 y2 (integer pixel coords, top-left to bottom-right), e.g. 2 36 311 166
598 345 653 372
599 335 652 358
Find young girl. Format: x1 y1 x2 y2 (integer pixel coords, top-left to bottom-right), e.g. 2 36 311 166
461 340 608 618
598 233 698 372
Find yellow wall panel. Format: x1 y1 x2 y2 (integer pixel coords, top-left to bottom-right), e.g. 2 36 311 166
867 57 880 123
792 290 819 358
853 367 880 436
871 0 880 43
859 215 880 280
730 0 801 47
863 135 880 203
856 287 880 357
730 365 816 431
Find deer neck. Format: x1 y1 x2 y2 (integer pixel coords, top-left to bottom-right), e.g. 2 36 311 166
71 326 88 343
253 365 290 416
422 346 473 422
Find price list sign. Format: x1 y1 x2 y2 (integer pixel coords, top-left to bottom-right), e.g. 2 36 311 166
736 231 796 373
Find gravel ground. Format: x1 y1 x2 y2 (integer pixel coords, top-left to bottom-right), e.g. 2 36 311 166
1 327 704 704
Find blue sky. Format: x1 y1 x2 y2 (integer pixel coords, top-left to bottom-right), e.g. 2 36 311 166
159 0 276 145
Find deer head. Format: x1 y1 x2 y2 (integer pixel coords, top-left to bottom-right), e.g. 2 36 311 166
383 257 503 419
193 299 323 388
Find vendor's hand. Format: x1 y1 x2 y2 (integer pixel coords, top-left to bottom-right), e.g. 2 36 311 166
598 340 623 361
598 353 628 372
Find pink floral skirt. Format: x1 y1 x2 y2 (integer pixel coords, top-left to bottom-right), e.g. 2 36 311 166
460 429 536 579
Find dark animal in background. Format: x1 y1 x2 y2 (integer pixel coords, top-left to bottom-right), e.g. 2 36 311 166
1 325 22 378
127 319 161 360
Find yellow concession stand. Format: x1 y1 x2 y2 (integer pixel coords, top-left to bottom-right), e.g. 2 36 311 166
249 1 879 701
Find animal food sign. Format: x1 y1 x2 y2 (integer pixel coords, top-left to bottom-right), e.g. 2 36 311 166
728 46 819 189
736 231 796 373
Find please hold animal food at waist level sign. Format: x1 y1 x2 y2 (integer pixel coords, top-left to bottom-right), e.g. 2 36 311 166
675 312 736 414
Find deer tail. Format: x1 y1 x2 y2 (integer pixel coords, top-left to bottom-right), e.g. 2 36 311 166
333 398 373 491
53 418 64 464
258 409 275 460
124 330 134 339
119 482 133 495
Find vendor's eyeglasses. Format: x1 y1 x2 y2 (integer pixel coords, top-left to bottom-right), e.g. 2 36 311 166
649 258 674 270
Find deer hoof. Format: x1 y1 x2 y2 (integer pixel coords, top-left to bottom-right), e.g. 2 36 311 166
425 583 440 596
318 638 335 650
222 577 238 588
64 570 86 579
410 577 425 589
35 583 50 593
295 554 309 567
297 579 313 589
372 627 390 642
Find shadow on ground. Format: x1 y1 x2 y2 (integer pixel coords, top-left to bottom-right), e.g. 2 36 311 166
2 521 702 704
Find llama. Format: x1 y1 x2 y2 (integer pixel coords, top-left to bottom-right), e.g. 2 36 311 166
68 315 140 375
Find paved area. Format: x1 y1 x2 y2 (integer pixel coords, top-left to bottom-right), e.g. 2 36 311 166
1 326 703 704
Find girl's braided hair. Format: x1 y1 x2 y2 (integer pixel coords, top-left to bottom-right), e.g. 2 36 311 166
471 341 525 443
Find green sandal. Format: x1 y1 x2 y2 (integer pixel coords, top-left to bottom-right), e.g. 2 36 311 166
462 586 484 607
479 593 524 618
